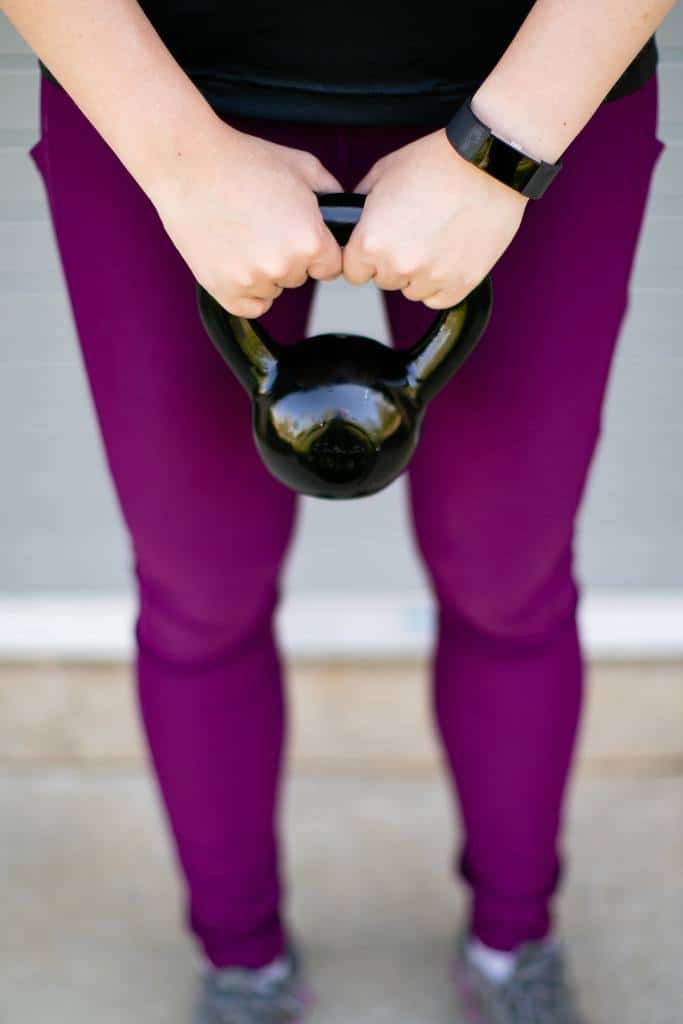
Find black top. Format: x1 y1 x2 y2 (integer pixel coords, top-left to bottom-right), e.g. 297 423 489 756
38 2 658 127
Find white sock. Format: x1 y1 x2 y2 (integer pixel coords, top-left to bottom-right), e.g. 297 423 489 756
466 937 517 984
466 934 557 985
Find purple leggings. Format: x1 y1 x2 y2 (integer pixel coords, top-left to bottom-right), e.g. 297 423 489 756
30 75 663 966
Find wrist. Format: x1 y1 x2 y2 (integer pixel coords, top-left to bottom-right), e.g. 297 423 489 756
471 81 569 166
444 133 530 209
135 101 241 205
444 98 562 200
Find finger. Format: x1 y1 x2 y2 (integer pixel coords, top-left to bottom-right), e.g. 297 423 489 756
371 269 412 292
274 267 309 288
308 225 344 281
401 277 442 302
342 250 377 285
352 162 383 195
300 155 344 194
342 228 377 285
243 277 285 301
313 168 345 193
227 295 274 318
420 289 462 310
259 255 308 289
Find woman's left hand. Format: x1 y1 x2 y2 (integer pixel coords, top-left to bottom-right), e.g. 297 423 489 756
343 128 529 308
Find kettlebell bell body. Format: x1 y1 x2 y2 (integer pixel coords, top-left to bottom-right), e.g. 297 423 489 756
196 193 493 499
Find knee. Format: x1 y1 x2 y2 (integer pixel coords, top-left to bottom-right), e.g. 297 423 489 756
134 564 279 668
441 571 577 649
422 531 577 647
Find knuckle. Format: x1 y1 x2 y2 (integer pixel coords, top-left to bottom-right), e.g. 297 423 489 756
394 264 419 280
392 255 423 277
233 269 257 290
302 151 322 174
358 232 382 256
297 231 324 260
262 258 289 281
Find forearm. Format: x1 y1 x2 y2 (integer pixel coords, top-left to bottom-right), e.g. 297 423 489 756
472 0 676 164
1 0 233 196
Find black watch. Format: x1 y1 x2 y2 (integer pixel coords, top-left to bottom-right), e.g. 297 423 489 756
445 98 562 200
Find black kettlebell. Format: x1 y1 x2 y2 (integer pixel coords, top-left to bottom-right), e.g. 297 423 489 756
196 193 492 499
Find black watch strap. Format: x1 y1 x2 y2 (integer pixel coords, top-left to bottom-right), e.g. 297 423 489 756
445 98 562 200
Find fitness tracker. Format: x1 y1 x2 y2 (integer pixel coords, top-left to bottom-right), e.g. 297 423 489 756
445 98 563 200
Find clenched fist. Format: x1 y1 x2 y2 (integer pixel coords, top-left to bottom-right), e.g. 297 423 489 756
343 128 528 308
148 125 344 318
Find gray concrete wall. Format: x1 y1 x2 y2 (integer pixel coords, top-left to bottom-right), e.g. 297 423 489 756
1 8 683 596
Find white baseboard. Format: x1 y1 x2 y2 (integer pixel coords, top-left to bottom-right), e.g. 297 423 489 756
0 590 682 661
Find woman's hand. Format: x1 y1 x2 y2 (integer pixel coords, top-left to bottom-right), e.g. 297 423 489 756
148 126 344 318
343 128 528 308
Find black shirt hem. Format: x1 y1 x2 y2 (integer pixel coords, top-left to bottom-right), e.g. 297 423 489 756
37 36 658 129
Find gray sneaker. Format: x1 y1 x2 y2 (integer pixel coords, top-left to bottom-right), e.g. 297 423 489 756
453 930 587 1024
193 945 314 1024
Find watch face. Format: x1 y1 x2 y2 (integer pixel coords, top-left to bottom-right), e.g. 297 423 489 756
447 101 561 198
470 135 540 192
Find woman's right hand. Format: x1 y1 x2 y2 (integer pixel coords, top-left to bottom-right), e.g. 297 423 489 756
147 125 345 318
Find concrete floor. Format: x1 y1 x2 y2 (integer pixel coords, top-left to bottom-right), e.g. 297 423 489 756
1 659 682 1023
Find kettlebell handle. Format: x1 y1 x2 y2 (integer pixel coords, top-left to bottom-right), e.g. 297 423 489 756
195 192 493 403
315 191 365 246
314 192 493 402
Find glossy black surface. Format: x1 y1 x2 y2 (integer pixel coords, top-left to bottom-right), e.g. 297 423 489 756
445 101 562 199
196 193 493 499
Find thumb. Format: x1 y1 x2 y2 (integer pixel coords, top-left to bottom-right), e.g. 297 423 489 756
301 160 344 280
298 155 344 195
351 161 382 195
309 167 344 194
287 150 344 280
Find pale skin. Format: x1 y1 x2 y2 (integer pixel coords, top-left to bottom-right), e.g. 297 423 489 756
343 0 678 308
2 0 678 317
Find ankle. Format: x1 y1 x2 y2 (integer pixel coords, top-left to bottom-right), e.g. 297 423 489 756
465 932 556 985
